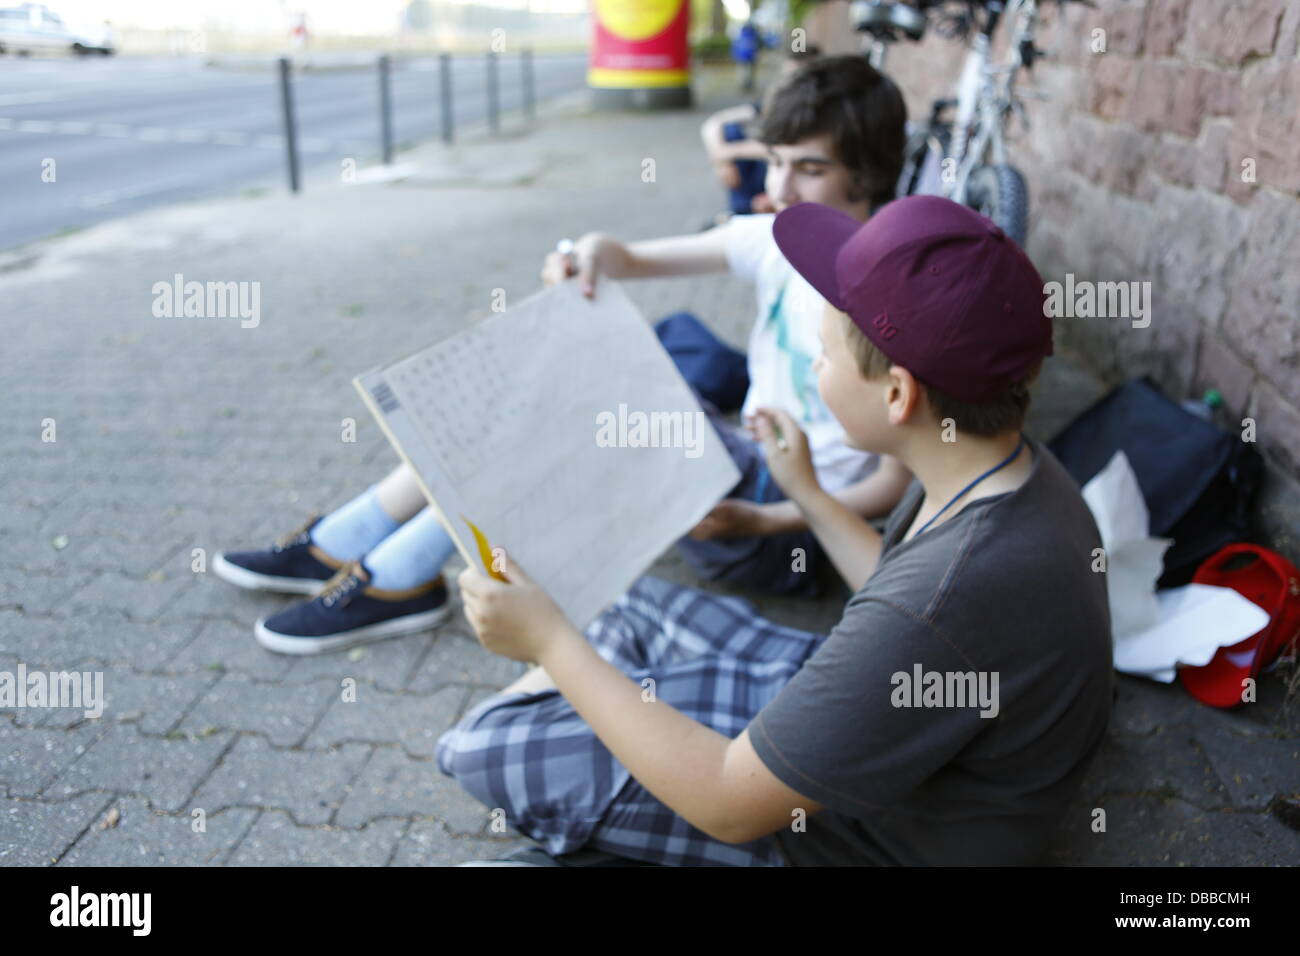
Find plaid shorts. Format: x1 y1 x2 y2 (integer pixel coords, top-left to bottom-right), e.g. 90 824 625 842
435 576 828 867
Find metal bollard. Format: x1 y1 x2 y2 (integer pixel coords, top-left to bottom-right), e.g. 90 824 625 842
486 49 499 135
378 53 394 165
522 47 535 122
439 52 453 143
277 56 300 193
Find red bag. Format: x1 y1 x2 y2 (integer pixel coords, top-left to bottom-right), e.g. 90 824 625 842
1179 544 1300 708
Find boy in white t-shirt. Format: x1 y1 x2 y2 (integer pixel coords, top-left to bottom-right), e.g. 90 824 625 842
542 56 913 595
211 56 913 654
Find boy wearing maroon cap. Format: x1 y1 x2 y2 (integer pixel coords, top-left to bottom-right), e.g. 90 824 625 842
440 196 1114 867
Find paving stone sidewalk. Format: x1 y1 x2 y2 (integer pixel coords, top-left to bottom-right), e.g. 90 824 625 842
1 73 1296 867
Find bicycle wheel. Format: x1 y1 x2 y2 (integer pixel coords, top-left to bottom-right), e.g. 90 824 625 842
965 164 1029 246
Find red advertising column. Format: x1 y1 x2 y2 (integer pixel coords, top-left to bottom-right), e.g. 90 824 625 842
588 0 692 108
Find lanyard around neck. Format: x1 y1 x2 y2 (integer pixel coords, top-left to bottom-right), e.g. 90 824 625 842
912 435 1027 539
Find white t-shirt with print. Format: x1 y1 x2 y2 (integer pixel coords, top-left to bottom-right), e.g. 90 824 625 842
724 213 876 492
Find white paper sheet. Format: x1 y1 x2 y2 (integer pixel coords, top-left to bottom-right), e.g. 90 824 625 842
1112 584 1270 682
355 279 742 629
1081 450 1170 640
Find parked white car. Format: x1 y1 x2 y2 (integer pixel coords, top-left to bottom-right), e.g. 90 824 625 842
0 4 116 55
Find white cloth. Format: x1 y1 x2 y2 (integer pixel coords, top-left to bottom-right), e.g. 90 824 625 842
723 214 875 492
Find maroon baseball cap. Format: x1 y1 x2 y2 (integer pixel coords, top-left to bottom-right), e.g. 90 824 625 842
772 195 1052 403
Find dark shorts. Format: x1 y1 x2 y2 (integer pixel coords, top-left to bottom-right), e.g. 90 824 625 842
654 312 828 597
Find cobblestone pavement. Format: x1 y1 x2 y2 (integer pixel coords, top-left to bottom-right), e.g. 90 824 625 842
2 75 1296 866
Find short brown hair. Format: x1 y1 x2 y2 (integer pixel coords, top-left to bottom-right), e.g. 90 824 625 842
758 56 907 211
838 312 1039 437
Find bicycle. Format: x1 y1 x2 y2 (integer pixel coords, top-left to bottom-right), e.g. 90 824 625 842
855 0 1091 246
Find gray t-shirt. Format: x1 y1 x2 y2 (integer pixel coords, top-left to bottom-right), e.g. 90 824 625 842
748 437 1113 866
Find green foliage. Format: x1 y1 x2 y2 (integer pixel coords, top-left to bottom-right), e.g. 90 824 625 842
788 0 814 27
693 33 732 56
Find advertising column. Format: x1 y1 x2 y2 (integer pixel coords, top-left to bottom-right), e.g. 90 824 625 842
588 0 692 108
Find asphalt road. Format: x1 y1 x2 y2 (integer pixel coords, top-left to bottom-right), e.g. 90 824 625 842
0 52 588 251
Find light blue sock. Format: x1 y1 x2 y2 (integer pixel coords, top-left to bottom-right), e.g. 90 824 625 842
361 508 457 591
310 486 401 563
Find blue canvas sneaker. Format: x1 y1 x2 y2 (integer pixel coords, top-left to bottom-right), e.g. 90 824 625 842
213 516 342 595
254 561 451 655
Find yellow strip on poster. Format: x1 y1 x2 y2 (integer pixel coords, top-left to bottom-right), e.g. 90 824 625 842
587 67 690 88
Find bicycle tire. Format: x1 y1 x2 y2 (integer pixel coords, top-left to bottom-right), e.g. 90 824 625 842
965 164 1029 247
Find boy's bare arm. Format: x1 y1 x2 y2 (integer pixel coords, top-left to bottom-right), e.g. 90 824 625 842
759 454 912 533
540 228 731 296
751 408 886 592
791 487 885 593
460 559 824 847
700 105 770 165
701 103 759 149
536 615 823 845
706 140 771 164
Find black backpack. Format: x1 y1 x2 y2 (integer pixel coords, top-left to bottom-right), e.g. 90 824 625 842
1047 377 1263 587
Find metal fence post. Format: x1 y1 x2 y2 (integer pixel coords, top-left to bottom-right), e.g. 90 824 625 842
378 53 394 165
439 52 453 143
277 56 300 193
522 47 535 122
486 49 499 135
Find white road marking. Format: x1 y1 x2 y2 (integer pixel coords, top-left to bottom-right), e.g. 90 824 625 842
79 176 192 209
55 121 93 134
254 133 283 149
212 131 249 146
172 128 211 143
136 126 171 142
0 91 62 107
16 120 55 133
96 123 131 137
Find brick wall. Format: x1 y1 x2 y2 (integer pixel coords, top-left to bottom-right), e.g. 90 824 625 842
869 0 1300 555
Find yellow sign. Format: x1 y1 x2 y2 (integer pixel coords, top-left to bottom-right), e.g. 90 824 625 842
593 0 682 42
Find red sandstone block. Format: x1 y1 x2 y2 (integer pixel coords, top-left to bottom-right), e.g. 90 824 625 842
1251 383 1300 479
1152 184 1249 326
1146 0 1193 56
1196 338 1256 414
1225 118 1260 203
1186 0 1287 65
1090 54 1136 119
1170 66 1240 138
1193 120 1230 192
1241 60 1300 194
1222 193 1300 386
1103 0 1148 55
1127 61 1180 131
1104 123 1151 196
1277 2 1300 57
1155 135 1198 186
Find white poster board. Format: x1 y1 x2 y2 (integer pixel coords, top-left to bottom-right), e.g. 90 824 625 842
355 280 741 628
